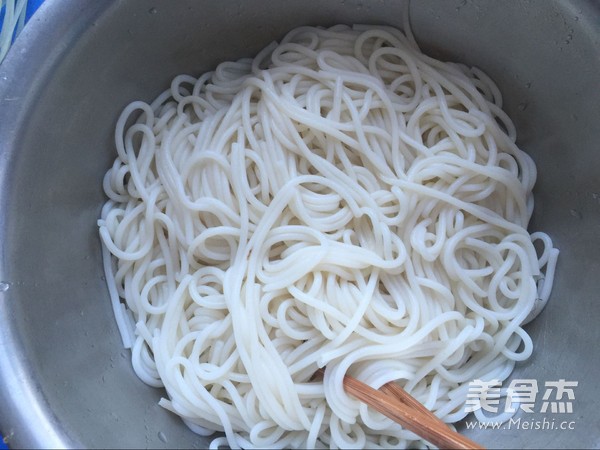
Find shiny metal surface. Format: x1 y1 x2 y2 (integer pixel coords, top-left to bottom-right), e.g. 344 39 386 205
0 0 599 448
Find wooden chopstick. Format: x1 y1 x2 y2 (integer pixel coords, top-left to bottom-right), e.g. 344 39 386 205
379 382 449 429
342 374 484 449
313 369 482 449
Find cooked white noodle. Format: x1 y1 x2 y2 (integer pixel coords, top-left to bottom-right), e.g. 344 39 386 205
98 24 558 449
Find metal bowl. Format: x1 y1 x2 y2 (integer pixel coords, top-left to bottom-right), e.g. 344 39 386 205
1 0 598 448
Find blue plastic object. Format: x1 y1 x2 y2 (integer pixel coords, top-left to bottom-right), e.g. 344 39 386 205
0 0 44 43
26 0 45 19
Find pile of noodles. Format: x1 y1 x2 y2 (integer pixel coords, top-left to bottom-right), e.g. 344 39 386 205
98 24 558 449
